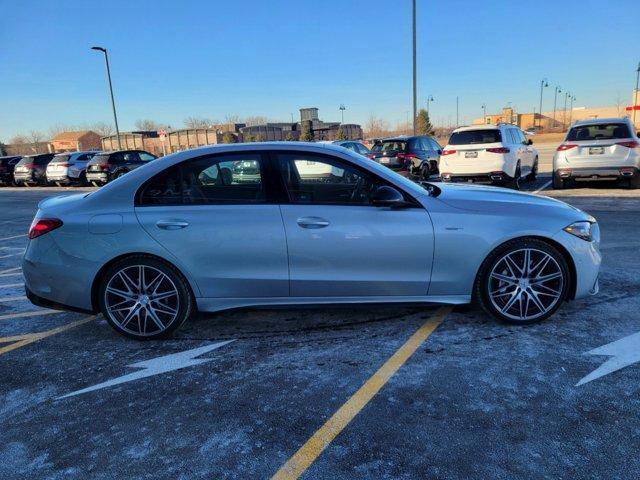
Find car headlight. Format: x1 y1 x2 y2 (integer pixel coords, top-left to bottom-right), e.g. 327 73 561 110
564 221 593 241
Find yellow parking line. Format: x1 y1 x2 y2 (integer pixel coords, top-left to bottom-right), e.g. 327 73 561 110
0 316 97 356
0 295 26 303
0 309 58 321
271 306 451 480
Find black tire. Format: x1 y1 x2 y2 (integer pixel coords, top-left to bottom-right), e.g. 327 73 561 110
628 174 640 189
508 164 521 190
114 170 128 180
98 255 194 340
527 157 538 182
553 171 564 189
78 172 87 186
420 163 431 180
473 238 570 325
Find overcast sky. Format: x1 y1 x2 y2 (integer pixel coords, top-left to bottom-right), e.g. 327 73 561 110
1 0 638 140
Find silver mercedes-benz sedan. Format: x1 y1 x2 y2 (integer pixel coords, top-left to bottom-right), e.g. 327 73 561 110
23 142 601 340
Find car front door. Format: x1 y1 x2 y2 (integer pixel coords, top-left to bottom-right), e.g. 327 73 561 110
135 152 289 298
274 151 434 297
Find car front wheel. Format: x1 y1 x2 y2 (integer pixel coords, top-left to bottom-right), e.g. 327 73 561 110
474 238 570 324
98 256 194 339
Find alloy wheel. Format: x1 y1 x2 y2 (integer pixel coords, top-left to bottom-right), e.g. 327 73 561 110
104 265 180 337
488 248 564 321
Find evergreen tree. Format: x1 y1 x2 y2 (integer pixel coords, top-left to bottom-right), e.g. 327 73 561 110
416 109 435 135
243 133 253 143
285 132 295 141
336 127 347 140
222 131 235 144
299 123 314 142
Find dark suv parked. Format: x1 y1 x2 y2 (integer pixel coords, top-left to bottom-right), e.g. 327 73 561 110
369 135 442 178
86 150 157 185
0 156 22 185
13 154 55 186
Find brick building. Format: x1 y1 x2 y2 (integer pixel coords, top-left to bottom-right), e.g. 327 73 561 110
50 130 102 152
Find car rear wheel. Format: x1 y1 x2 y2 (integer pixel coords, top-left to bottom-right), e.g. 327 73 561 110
508 164 521 190
628 174 640 189
553 171 565 189
98 256 194 340
527 157 538 182
475 238 570 324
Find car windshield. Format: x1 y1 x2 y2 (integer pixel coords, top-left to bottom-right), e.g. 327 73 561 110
566 123 631 141
448 130 502 145
50 155 71 163
372 141 407 152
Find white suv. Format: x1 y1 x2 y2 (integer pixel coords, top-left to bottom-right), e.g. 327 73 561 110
553 117 640 189
439 124 538 189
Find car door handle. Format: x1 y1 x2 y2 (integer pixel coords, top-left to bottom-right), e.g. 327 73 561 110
156 220 189 230
296 216 330 229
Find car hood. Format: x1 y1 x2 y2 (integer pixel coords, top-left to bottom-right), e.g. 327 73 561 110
432 183 591 220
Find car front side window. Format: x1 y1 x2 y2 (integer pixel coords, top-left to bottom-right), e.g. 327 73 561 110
276 152 386 205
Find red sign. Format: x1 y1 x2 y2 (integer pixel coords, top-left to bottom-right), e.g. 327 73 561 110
625 105 640 111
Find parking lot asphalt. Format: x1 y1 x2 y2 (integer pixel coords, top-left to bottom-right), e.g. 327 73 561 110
1 182 640 479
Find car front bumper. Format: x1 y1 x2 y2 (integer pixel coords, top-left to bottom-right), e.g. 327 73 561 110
552 227 601 300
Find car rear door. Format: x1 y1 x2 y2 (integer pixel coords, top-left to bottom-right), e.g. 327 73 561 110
135 152 289 298
274 150 434 297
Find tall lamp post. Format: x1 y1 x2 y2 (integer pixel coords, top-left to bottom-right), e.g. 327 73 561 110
552 86 561 130
339 104 346 124
91 46 121 150
482 103 487 124
412 0 417 135
537 78 548 130
634 62 640 127
426 95 434 116
562 91 570 129
568 95 576 126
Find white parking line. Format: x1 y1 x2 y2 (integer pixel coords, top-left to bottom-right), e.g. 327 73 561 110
0 283 24 289
0 272 22 278
0 251 24 259
0 234 27 241
0 246 25 251
0 309 58 321
0 295 26 303
534 180 552 194
0 267 21 275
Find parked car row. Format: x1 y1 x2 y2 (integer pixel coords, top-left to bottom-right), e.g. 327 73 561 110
0 149 157 187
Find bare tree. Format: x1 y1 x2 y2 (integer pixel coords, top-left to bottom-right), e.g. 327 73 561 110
184 117 216 129
89 122 115 137
134 119 164 131
244 116 271 127
9 134 28 145
364 114 390 139
224 114 242 124
48 123 76 139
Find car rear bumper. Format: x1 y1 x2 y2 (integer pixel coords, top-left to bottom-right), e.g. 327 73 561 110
86 172 108 183
555 166 639 181
440 171 515 184
13 172 36 183
45 173 72 183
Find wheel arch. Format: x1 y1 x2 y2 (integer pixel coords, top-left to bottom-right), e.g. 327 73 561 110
90 252 198 312
473 235 577 302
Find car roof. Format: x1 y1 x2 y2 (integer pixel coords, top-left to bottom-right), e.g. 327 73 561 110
380 135 429 141
452 124 505 133
53 150 101 156
571 117 631 127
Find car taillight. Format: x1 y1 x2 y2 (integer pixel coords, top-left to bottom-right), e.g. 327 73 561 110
22 163 35 169
441 149 456 155
97 163 111 170
397 153 416 159
366 154 376 160
56 162 70 167
557 143 577 151
615 141 639 148
28 218 63 239
486 147 510 154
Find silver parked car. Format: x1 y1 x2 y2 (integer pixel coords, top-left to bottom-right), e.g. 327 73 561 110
553 117 640 189
24 142 601 340
45 151 100 186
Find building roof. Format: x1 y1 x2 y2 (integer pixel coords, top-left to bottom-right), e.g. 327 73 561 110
51 130 98 142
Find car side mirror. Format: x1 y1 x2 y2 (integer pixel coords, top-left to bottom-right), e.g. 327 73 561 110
372 185 408 208
526 139 533 145
437 149 442 155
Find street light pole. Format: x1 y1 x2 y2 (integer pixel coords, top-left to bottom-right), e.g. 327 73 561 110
412 0 417 135
569 95 576 126
482 103 486 123
562 91 570 129
339 104 346 124
91 46 121 150
456 96 459 127
537 78 548 130
634 62 640 127
426 95 434 116
552 86 561 130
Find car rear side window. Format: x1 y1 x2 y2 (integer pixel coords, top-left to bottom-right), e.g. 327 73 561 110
372 141 407 153
138 154 266 206
448 130 501 145
567 123 631 141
